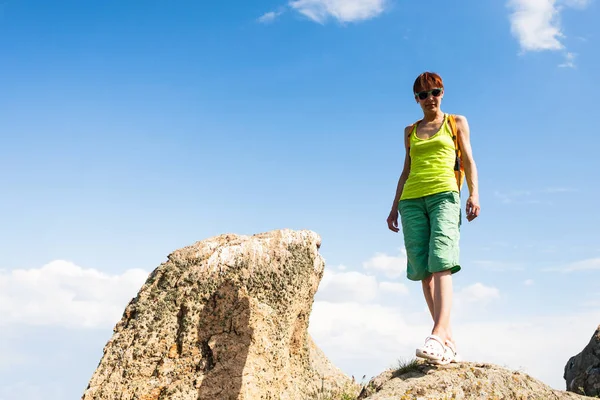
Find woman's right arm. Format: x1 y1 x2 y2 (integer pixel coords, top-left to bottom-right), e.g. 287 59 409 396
387 126 412 232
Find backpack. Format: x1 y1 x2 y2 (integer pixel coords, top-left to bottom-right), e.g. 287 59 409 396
408 114 465 192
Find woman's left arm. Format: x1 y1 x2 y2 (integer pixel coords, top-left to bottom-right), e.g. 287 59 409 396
455 115 480 221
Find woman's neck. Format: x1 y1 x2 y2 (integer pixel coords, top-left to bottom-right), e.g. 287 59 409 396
422 110 445 123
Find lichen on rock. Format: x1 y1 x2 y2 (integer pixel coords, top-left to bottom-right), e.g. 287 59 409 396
358 360 588 400
82 229 354 400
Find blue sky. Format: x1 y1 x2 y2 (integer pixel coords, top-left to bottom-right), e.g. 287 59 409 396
1 0 599 398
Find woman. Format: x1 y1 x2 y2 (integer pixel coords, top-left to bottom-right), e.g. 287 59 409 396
386 72 480 364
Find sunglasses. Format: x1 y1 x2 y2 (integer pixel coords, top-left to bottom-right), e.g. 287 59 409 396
415 88 443 100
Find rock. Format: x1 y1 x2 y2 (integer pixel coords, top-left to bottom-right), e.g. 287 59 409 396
358 360 588 400
564 325 600 397
82 229 356 400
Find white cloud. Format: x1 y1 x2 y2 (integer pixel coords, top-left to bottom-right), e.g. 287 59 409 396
508 0 563 52
309 301 419 364
524 279 535 286
379 281 409 295
473 259 524 271
494 189 541 204
0 330 33 371
310 297 600 390
581 291 600 308
456 282 500 304
363 251 406 278
543 186 576 193
0 260 148 328
0 381 67 400
454 313 600 389
559 51 576 68
562 0 592 8
545 257 600 272
317 269 379 303
316 266 409 303
507 0 592 67
494 186 577 205
581 299 600 308
2 258 596 395
289 0 386 24
257 10 284 23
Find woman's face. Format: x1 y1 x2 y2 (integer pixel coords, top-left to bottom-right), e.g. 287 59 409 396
415 86 444 113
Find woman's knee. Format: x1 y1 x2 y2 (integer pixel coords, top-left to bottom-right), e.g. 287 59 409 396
432 270 452 278
422 274 434 287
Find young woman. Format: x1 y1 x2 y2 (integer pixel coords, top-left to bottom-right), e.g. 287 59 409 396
386 72 480 364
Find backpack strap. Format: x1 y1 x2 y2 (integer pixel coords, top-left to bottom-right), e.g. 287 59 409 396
407 120 421 137
447 114 465 192
406 120 420 150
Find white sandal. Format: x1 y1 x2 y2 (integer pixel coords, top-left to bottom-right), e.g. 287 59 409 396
430 340 459 365
415 335 446 361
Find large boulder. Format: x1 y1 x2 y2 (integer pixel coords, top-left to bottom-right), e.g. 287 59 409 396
564 325 600 396
82 229 355 400
358 361 588 400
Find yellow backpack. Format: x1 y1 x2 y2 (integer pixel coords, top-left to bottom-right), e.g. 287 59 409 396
408 114 465 192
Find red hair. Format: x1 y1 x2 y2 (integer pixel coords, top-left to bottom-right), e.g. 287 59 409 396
413 72 444 94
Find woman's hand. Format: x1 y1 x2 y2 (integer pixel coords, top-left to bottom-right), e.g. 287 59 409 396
466 195 480 222
387 209 400 232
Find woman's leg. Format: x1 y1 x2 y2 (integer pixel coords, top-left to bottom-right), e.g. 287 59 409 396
411 193 459 361
431 270 453 344
399 198 431 282
426 192 461 347
422 272 454 344
416 272 456 362
421 275 435 319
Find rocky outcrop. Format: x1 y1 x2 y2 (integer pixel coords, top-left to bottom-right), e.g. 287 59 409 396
565 325 600 397
358 361 588 400
82 229 355 400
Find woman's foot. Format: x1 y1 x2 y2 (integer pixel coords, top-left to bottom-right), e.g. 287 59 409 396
430 339 459 365
417 336 460 365
416 335 446 361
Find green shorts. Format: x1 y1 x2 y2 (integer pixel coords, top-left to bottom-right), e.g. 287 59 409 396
398 191 461 281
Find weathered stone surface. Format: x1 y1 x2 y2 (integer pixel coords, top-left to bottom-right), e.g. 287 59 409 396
565 325 600 397
358 361 588 400
82 229 354 400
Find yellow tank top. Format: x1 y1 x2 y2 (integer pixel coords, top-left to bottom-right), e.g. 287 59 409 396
400 114 459 200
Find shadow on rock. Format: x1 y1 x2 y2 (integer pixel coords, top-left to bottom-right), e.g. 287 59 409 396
197 281 252 400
